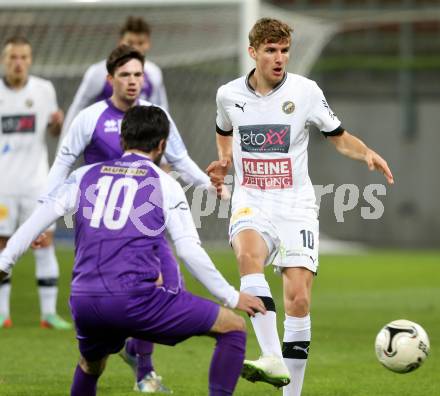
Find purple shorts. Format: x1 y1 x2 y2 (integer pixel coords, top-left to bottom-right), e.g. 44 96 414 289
69 287 219 361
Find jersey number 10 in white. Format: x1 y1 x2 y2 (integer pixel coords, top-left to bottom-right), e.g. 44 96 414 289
89 175 138 230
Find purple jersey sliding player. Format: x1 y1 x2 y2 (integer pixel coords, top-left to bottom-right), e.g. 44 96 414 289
0 105 266 396
44 45 212 392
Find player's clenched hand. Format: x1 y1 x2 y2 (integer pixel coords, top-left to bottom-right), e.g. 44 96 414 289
365 149 394 185
48 110 64 136
31 233 48 249
50 110 64 127
206 159 231 196
236 292 267 317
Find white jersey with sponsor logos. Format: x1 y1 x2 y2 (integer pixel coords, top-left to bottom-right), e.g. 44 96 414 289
216 71 342 212
0 76 58 195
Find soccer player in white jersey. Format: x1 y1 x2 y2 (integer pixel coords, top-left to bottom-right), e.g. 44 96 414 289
207 18 394 396
45 45 213 393
62 16 168 134
0 36 71 330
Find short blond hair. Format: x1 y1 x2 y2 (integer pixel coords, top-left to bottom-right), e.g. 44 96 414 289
249 18 293 49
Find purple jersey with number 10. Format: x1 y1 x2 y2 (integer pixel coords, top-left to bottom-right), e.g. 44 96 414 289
71 153 167 297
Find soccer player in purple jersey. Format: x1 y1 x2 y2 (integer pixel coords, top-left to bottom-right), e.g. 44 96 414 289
0 105 266 396
45 45 214 392
63 16 168 134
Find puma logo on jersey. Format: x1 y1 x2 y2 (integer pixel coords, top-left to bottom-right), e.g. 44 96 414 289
235 102 246 112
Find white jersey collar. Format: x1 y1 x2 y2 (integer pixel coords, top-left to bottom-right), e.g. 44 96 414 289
122 151 152 160
245 68 287 97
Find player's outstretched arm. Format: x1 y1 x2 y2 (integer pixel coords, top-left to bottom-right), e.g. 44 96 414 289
329 130 394 184
0 201 64 280
0 169 82 279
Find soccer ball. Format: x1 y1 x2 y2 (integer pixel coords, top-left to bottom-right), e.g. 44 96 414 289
375 319 430 373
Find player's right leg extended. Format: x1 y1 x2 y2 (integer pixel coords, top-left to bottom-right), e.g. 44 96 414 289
232 229 290 388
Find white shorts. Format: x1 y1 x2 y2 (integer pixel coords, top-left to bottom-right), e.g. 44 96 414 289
229 205 319 273
0 195 55 237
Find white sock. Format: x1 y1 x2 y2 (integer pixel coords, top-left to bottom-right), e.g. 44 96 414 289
282 314 311 396
38 287 58 316
240 273 282 358
0 264 11 317
34 246 59 317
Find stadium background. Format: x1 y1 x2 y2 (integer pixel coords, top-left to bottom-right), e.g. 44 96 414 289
0 2 439 395
1 0 439 248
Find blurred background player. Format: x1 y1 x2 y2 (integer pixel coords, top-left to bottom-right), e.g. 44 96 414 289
207 18 394 396
0 36 71 329
62 16 168 135
0 105 266 396
45 45 213 392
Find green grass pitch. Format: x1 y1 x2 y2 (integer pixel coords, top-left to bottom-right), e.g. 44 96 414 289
0 248 438 395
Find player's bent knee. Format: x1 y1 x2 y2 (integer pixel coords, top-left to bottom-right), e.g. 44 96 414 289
78 355 108 376
234 315 246 332
235 252 264 274
236 251 258 265
285 295 310 317
210 307 247 334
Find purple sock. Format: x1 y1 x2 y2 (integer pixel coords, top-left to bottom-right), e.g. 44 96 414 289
126 338 155 381
125 338 137 356
209 331 246 396
70 364 98 396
